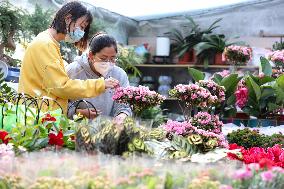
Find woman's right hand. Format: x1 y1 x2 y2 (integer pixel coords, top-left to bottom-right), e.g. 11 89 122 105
104 77 119 89
76 108 99 119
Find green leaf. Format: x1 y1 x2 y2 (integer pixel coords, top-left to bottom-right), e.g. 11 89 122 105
249 76 261 101
276 74 284 89
268 103 281 112
194 42 215 55
260 57 272 76
164 173 174 189
212 74 223 84
259 76 275 86
273 82 284 104
188 68 205 82
227 94 236 105
260 87 275 100
220 74 239 96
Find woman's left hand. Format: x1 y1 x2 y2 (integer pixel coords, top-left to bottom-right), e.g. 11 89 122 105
113 113 128 125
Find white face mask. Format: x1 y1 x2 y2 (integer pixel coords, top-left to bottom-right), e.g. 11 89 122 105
93 61 114 77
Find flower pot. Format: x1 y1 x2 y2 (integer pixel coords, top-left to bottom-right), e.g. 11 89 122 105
178 49 195 64
135 117 153 129
214 53 225 65
259 119 277 127
246 119 277 127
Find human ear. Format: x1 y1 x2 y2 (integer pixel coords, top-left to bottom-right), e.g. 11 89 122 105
64 14 72 26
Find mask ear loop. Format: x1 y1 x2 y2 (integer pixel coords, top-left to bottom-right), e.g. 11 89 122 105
65 16 73 34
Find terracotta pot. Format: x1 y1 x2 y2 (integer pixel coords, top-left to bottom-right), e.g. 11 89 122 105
214 53 225 65
178 49 196 64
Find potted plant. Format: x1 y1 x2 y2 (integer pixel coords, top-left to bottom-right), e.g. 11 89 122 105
194 34 235 65
223 45 253 72
116 45 143 77
166 17 222 64
272 41 284 51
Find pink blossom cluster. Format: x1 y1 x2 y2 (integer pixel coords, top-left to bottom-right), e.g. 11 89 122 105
197 80 226 104
0 143 14 159
232 164 284 184
162 119 228 148
272 68 284 78
223 45 252 65
213 70 230 78
235 87 249 108
268 50 284 67
170 84 217 108
112 85 165 114
190 112 223 134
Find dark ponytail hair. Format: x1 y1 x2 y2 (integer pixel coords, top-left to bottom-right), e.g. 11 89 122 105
50 1 92 50
89 32 117 54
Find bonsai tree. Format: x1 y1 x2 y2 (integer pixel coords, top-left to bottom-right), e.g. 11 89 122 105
165 17 222 62
0 1 23 58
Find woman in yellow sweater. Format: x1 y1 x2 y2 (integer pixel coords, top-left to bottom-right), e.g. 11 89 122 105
18 1 119 114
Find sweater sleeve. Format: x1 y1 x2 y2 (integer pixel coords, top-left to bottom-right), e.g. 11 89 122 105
39 42 105 100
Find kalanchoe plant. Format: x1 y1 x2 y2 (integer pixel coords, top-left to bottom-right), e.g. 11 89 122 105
268 50 284 69
169 83 217 120
162 113 228 156
188 67 239 118
113 86 165 117
223 45 252 66
190 112 223 134
196 80 226 104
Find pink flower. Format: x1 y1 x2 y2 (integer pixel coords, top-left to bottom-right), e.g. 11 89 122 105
235 87 248 108
220 185 233 189
233 169 253 180
258 72 265 78
247 163 260 171
261 171 275 182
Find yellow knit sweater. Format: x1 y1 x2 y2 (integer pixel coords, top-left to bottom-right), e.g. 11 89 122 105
18 31 105 114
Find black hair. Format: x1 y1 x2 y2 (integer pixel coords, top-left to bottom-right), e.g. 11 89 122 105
50 1 93 50
89 32 118 54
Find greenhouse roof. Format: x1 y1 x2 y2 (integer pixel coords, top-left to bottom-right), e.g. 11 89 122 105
81 0 261 20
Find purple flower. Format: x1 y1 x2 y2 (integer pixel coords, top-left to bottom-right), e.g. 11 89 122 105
261 171 275 182
233 169 253 180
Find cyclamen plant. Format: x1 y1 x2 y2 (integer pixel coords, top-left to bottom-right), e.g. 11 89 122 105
112 86 165 117
223 45 252 65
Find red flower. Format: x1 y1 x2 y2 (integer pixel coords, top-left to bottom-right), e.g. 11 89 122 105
0 130 11 144
259 158 275 169
41 114 56 124
70 135 75 141
48 130 64 146
229 143 243 150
